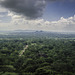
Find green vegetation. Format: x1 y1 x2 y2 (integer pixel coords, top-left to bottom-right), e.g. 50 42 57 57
0 37 75 75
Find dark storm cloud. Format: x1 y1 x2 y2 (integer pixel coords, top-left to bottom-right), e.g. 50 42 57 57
0 0 72 19
0 0 47 19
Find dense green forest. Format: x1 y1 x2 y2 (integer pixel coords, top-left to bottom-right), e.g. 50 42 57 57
0 37 75 75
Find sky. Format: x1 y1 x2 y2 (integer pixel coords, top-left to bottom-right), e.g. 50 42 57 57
0 0 75 32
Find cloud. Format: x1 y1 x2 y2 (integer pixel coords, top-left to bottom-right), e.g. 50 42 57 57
0 0 64 19
0 0 47 19
0 0 75 20
0 0 75 31
6 12 75 32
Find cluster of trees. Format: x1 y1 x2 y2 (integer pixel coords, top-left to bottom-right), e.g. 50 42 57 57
0 38 75 75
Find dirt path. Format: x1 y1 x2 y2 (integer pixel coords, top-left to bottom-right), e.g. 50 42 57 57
19 45 28 56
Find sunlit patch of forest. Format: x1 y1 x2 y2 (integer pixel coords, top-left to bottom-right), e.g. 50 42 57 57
0 37 75 75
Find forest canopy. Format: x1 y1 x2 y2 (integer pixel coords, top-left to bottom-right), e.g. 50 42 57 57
0 37 75 75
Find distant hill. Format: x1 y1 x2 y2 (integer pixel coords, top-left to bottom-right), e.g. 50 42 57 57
0 30 75 39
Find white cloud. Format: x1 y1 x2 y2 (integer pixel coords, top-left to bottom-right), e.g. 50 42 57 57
0 9 75 32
